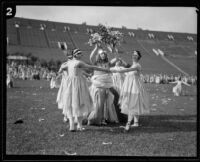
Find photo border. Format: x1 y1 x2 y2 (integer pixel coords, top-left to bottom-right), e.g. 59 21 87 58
1 0 199 161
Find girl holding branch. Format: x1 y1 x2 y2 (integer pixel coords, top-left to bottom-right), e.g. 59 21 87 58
87 43 119 126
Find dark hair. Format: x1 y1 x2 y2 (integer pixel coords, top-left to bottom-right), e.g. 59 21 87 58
133 50 142 60
95 53 109 65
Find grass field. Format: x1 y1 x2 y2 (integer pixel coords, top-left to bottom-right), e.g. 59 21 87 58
6 79 197 157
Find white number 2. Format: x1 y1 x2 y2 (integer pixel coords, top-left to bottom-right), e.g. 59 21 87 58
6 7 12 16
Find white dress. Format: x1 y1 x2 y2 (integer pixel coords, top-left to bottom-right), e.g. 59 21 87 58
110 66 126 94
7 73 13 87
88 73 119 124
56 62 68 110
172 81 183 96
50 77 56 89
61 59 93 118
119 63 150 116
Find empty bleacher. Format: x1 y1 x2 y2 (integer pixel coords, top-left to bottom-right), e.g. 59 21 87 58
70 32 92 51
19 27 48 48
6 17 197 75
45 29 74 48
7 25 18 45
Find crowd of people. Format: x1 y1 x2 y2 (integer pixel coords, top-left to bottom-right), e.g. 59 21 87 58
6 61 197 89
140 73 197 85
6 62 58 86
6 45 196 133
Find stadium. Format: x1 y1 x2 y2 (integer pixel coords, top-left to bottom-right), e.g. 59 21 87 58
6 14 198 157
7 17 197 75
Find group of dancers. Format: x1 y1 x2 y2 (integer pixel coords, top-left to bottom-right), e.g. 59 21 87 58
6 44 192 132
56 44 150 132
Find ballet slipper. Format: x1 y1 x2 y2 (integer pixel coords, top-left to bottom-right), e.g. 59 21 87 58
101 120 108 126
131 122 139 127
77 127 85 131
124 122 131 132
63 116 68 122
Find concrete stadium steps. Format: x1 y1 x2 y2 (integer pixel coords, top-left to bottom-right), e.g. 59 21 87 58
29 19 45 28
54 22 66 30
7 17 197 42
7 45 66 61
121 37 148 53
7 45 196 75
66 24 79 32
6 17 197 75
42 21 55 30
18 27 48 48
7 26 18 45
15 18 31 27
136 40 196 75
154 40 196 57
45 30 74 49
70 32 92 51
77 25 88 33
164 56 197 75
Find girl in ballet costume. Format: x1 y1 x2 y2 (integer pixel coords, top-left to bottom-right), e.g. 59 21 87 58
56 51 73 122
111 50 150 132
170 76 191 96
58 49 110 132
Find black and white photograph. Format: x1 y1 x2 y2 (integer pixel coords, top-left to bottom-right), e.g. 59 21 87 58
2 1 199 160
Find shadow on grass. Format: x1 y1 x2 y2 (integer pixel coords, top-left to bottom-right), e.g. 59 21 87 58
92 115 197 134
103 87 197 134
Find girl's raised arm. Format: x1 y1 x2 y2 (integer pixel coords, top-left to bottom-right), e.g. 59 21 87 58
90 44 99 64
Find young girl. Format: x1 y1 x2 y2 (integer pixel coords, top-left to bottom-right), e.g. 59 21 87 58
110 59 127 94
111 50 150 132
58 48 110 132
87 44 119 126
170 77 191 96
56 52 73 122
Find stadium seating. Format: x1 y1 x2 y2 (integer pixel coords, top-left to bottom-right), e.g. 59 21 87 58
6 17 197 75
19 27 48 48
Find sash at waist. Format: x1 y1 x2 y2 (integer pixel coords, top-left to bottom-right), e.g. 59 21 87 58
91 74 113 88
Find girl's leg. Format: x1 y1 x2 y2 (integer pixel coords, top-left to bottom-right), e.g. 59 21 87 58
125 113 134 131
77 116 85 131
69 117 75 132
131 115 139 127
63 115 68 122
100 89 107 125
